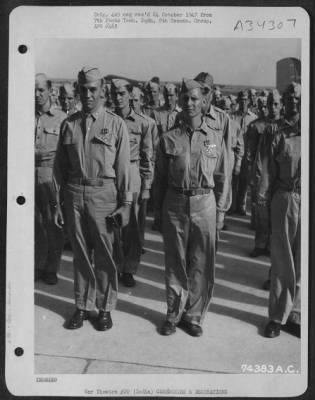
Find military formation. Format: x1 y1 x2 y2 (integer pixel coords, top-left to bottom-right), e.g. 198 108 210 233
35 66 301 339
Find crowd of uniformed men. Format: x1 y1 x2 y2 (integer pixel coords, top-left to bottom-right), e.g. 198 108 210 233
35 66 301 339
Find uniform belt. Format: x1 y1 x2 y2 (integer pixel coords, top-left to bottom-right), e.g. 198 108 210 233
130 160 140 164
170 187 212 196
67 178 115 186
35 161 54 168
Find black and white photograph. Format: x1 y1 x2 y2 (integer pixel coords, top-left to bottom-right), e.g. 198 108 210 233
5 5 310 397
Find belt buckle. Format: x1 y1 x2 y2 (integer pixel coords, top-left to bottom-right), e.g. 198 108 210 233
190 189 196 196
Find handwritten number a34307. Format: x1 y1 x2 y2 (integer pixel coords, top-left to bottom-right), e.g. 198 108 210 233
233 19 296 31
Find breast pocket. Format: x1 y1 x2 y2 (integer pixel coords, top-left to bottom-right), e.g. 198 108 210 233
44 127 60 152
93 133 116 167
201 144 218 176
164 145 186 182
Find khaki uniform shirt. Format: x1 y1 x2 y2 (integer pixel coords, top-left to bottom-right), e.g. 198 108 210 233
54 106 132 202
122 109 153 189
256 119 301 205
154 118 229 217
35 106 66 167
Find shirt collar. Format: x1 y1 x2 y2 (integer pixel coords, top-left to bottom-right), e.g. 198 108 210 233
206 105 216 120
125 108 136 121
36 102 55 117
181 117 208 136
82 105 103 120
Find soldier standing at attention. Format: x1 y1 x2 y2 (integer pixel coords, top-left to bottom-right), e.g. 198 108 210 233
35 73 66 285
248 88 258 115
54 67 132 331
229 90 257 215
243 95 269 231
194 72 234 235
256 83 301 338
220 96 244 229
249 91 283 258
59 82 78 116
154 79 229 337
130 86 158 251
156 83 181 137
143 77 162 118
111 79 153 287
212 86 223 109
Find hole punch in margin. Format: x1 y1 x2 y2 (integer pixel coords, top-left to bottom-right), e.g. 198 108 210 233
18 44 28 54
16 196 26 205
14 347 24 357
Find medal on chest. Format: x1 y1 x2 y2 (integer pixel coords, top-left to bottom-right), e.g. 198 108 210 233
203 140 216 156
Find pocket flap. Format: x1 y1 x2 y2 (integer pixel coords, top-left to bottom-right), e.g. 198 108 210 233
44 127 59 135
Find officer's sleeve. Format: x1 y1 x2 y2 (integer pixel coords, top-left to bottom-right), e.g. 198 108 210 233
255 128 279 205
153 137 169 220
114 119 133 203
214 138 230 224
234 122 244 172
139 120 153 189
53 120 69 204
150 120 159 165
222 114 234 177
245 123 259 165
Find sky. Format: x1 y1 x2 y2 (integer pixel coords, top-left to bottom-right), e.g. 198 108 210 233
35 38 300 87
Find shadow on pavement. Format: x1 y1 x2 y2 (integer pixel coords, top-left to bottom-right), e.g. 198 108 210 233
214 282 268 308
116 298 164 330
35 292 74 322
209 302 266 335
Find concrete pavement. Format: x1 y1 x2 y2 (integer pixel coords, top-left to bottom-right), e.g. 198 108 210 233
34 211 300 375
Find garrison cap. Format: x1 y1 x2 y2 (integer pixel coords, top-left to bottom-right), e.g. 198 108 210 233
257 96 268 106
35 73 49 84
248 88 257 96
164 83 177 94
181 78 203 92
194 72 214 89
59 82 75 96
131 86 144 99
260 89 269 97
267 89 282 103
237 90 248 100
111 78 130 89
146 80 160 91
285 82 301 97
78 66 103 85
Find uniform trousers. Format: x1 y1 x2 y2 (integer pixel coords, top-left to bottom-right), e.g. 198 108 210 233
120 162 142 274
255 203 270 250
64 182 118 312
35 166 64 273
162 190 216 326
269 190 301 325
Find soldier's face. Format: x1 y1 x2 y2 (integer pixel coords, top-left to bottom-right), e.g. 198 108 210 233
268 100 282 119
79 80 103 113
165 92 177 109
249 94 257 104
148 87 159 104
285 93 301 116
130 94 142 113
35 80 50 107
181 88 203 118
239 97 248 113
113 86 130 110
59 93 76 112
258 102 269 118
